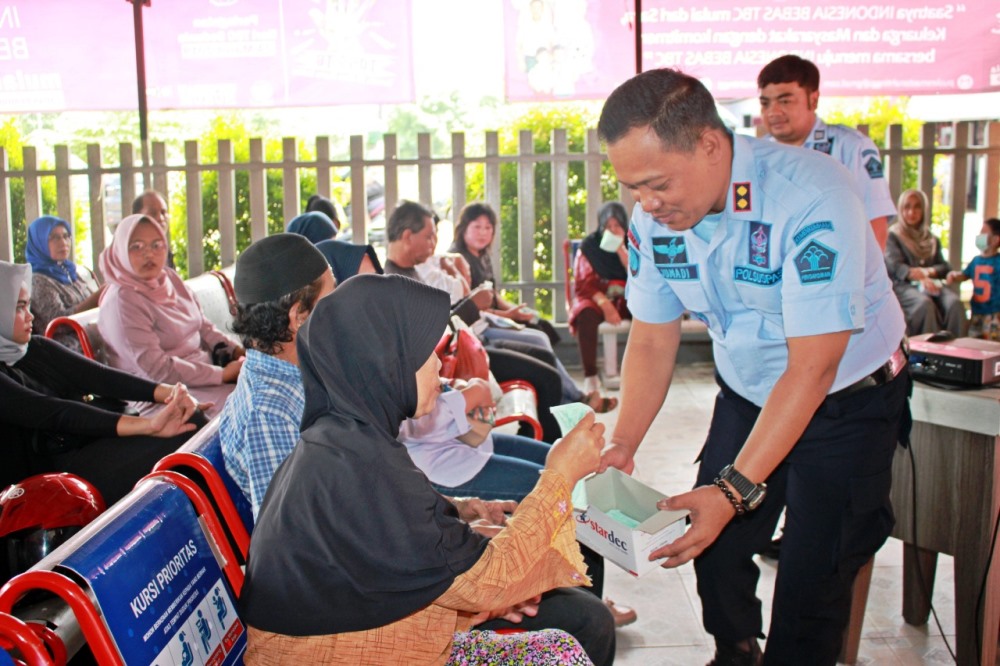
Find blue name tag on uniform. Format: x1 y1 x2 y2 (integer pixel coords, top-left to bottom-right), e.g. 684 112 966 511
658 265 699 280
734 266 782 286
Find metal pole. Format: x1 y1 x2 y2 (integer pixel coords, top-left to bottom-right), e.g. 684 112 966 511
634 0 642 74
130 0 152 190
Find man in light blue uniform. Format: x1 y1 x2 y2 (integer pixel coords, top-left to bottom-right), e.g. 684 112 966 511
597 69 910 666
758 55 897 251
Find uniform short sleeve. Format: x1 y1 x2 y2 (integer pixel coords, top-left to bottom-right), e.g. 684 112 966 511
780 187 868 337
849 133 897 222
623 218 686 324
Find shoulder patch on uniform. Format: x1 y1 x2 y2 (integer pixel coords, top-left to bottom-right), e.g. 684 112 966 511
795 240 837 284
793 221 833 245
628 244 640 277
864 155 884 179
627 221 641 249
814 129 825 140
733 182 751 212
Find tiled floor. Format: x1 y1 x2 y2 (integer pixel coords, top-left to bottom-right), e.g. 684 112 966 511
582 362 979 666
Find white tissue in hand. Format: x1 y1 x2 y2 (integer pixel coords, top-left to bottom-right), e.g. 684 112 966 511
550 402 594 437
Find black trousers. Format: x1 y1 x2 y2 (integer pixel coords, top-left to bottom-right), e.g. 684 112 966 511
50 411 208 506
693 371 910 666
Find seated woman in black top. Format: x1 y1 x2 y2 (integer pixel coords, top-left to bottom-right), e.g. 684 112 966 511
1 261 205 505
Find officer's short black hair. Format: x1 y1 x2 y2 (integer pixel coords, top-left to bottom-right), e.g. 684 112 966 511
597 69 727 152
757 55 820 95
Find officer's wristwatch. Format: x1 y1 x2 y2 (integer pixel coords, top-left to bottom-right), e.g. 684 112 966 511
717 464 767 512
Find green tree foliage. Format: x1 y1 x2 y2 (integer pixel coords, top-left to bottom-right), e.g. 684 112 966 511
824 97 922 191
171 114 325 277
0 117 59 261
464 104 618 315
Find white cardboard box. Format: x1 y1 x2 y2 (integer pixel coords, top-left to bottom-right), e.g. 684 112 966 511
573 468 689 577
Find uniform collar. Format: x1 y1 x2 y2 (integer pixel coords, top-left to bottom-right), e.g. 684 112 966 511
806 116 828 144
727 134 759 217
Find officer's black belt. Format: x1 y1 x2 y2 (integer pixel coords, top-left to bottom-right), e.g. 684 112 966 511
829 344 909 400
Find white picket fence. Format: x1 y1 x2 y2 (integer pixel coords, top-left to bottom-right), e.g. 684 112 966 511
1 122 997 323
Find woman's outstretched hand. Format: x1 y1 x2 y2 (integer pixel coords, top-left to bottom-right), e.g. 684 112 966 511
544 412 605 484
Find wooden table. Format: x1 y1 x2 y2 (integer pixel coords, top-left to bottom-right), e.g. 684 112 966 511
889 382 1000 665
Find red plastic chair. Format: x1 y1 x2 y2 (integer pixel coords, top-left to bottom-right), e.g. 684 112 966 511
0 612 55 666
152 419 253 562
0 572 121 666
42 318 94 360
495 380 543 440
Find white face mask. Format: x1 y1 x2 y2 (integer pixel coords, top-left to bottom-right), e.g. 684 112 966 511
976 234 990 252
599 228 624 252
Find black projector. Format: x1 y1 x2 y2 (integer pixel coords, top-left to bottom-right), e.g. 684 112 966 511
908 334 1000 386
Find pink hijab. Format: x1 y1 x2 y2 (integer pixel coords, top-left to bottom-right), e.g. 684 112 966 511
99 214 177 305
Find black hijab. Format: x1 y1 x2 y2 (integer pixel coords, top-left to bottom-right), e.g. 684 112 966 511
315 239 383 283
579 201 628 282
240 274 487 636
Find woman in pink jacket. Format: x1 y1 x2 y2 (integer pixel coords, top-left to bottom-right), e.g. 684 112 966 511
98 214 243 415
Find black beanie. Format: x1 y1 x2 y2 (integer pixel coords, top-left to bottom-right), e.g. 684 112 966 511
234 233 329 304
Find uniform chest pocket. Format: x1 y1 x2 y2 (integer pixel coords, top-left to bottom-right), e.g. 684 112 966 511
733 271 783 315
673 283 722 333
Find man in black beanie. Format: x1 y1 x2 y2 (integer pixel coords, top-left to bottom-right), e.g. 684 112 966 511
219 233 335 519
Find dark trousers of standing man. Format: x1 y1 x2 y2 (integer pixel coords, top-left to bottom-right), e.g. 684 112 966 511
693 370 910 666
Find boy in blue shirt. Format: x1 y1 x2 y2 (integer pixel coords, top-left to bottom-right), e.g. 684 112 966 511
947 217 1000 339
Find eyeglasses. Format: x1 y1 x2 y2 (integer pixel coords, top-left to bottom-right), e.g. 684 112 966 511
128 240 167 254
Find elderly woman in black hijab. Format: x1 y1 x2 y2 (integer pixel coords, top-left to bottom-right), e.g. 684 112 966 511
240 274 605 665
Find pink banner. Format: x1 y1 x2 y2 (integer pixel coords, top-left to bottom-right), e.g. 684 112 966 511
0 2 135 112
634 0 1000 98
144 0 414 109
0 0 413 113
503 0 635 102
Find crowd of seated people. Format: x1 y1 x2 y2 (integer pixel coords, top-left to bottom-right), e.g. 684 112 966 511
240 274 603 665
386 201 618 431
2 192 642 664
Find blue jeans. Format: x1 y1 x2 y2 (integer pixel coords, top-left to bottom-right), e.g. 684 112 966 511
431 434 550 501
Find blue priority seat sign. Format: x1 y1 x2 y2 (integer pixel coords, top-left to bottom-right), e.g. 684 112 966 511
59 482 245 665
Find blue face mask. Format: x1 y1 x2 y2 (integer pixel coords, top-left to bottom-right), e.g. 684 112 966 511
976 234 990 252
